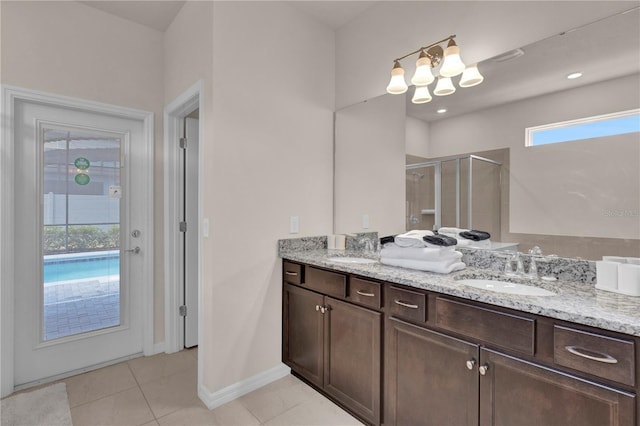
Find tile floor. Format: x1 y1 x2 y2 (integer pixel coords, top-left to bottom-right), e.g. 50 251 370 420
59 348 363 425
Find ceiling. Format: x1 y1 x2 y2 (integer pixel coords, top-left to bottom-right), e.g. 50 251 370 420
78 1 186 32
79 0 376 32
288 1 378 30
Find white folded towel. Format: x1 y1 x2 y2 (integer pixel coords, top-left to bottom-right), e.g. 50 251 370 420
381 257 466 274
394 230 434 248
380 243 461 262
438 227 468 236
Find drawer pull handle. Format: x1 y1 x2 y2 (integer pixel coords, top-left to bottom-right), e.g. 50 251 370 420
356 290 375 297
394 300 419 309
565 346 618 364
285 271 298 276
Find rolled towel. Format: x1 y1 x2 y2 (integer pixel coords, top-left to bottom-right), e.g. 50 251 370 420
424 234 458 247
394 230 434 248
379 235 397 246
459 230 491 241
381 257 466 274
380 243 461 262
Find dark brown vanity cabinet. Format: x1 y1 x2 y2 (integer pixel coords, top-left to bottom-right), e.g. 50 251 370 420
480 348 635 426
282 264 382 425
385 317 480 426
384 292 637 426
283 261 638 426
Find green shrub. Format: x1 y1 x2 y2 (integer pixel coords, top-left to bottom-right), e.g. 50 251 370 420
43 224 120 254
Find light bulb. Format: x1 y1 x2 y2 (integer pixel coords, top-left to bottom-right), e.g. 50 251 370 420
412 86 432 104
386 61 408 94
434 76 456 96
411 51 435 86
439 39 465 77
459 64 484 87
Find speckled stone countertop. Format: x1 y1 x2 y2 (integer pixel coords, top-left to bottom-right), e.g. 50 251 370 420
280 249 640 338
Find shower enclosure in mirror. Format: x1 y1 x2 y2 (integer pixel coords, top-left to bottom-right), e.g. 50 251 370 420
406 154 502 240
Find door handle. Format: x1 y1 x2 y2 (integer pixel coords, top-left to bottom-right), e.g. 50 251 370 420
125 246 140 254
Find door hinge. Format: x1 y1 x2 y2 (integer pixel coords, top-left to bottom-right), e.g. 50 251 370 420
179 137 187 149
179 305 187 317
179 221 187 232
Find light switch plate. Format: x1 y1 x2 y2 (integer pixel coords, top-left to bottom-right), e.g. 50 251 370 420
363 214 370 229
290 216 299 234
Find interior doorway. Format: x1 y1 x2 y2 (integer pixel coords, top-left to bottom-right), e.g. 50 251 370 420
164 81 203 354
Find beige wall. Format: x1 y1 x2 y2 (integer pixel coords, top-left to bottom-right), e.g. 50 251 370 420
405 115 430 158
206 1 334 392
0 0 166 342
335 93 406 236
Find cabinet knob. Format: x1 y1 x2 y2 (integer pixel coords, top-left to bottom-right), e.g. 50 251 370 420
466 359 476 370
315 305 320 311
479 364 489 376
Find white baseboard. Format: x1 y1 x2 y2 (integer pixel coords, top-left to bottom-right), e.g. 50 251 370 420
199 363 291 410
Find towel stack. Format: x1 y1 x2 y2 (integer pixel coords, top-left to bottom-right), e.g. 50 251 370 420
438 227 492 248
380 230 465 274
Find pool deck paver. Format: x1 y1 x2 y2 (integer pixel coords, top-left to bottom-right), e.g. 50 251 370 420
44 278 120 341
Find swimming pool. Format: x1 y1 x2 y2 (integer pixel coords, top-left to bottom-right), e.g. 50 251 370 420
44 252 120 283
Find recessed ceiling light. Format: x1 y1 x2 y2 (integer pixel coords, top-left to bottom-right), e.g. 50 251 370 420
567 72 583 79
437 108 447 114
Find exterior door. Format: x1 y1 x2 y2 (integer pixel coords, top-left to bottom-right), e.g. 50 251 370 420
13 97 150 387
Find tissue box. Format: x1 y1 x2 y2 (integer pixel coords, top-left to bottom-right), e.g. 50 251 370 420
617 264 640 296
596 257 640 297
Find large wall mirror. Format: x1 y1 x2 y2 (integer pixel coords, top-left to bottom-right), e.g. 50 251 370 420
334 7 640 260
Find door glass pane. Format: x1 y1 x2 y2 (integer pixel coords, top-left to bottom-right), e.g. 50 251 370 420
42 128 121 341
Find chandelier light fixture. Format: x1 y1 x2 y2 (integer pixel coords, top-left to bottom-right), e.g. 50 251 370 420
385 35 484 104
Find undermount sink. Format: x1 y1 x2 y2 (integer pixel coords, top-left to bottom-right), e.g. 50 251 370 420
326 257 377 264
457 279 556 296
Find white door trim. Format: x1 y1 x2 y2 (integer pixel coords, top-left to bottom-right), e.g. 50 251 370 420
163 80 204 355
0 85 155 397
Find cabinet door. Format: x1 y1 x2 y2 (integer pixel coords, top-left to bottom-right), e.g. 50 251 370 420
479 348 636 426
283 284 324 388
385 317 479 426
324 297 381 425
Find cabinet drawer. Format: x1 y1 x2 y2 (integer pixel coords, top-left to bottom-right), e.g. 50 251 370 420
305 267 347 298
283 261 303 285
435 297 535 356
554 325 635 386
387 286 427 323
349 278 381 309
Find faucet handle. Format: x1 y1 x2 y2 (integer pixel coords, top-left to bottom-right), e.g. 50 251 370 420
528 246 543 256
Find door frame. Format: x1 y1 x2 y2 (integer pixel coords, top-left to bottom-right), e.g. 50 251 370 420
163 80 203 354
0 85 155 397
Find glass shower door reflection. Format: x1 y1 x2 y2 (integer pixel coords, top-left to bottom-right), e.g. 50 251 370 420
42 128 122 341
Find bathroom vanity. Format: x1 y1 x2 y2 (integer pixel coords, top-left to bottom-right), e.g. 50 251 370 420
280 248 640 426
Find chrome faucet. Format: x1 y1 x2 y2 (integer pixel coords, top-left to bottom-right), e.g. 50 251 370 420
525 247 541 279
359 237 375 253
504 252 525 276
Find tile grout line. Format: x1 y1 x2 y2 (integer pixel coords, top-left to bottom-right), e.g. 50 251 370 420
125 361 158 425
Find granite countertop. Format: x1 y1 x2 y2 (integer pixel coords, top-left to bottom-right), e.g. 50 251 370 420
280 249 640 338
